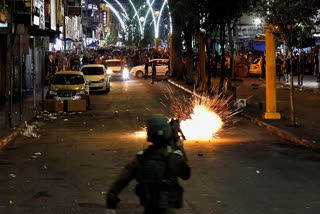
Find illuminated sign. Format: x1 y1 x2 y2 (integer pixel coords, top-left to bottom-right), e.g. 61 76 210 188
103 11 107 27
32 0 40 26
31 0 45 29
50 0 56 30
39 0 45 29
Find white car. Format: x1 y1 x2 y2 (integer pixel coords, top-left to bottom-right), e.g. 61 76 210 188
130 59 170 78
81 64 111 92
104 59 129 79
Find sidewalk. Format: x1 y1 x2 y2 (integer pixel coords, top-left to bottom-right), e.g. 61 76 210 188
169 74 320 151
280 74 320 91
0 88 45 144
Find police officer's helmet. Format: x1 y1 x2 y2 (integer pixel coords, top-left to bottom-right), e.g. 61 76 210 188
147 114 172 143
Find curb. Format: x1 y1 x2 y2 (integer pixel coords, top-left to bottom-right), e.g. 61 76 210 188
168 79 320 152
0 127 23 150
240 113 320 152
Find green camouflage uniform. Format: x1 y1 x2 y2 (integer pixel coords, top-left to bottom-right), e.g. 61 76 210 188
106 145 190 214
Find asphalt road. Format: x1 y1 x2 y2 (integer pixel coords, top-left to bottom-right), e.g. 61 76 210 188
1 78 320 214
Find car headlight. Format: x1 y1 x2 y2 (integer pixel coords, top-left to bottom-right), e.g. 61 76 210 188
107 69 112 75
98 79 105 83
49 90 58 96
123 68 129 79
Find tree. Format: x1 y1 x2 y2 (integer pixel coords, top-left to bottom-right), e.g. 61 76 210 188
168 0 184 80
177 0 200 85
199 0 256 94
259 0 319 126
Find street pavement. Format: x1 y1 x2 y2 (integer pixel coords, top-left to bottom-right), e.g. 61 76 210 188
1 78 320 214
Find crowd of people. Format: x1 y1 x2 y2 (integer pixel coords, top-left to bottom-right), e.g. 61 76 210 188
45 47 320 84
45 48 170 82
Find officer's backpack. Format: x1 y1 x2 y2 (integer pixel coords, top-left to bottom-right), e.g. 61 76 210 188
135 150 183 209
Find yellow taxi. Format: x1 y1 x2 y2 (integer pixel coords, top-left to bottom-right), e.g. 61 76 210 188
46 71 90 106
249 57 262 75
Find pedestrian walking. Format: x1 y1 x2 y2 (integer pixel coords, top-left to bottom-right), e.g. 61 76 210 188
152 62 156 84
105 114 190 214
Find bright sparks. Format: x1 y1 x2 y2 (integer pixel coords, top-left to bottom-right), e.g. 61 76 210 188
168 84 240 141
180 104 223 140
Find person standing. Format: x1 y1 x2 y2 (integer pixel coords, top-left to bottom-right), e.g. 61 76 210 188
82 54 88 65
105 114 190 214
276 54 283 81
145 60 149 78
152 62 156 84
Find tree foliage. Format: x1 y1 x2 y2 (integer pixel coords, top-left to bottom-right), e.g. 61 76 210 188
259 0 319 51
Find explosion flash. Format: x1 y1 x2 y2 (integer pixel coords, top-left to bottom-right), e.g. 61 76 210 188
168 85 240 141
180 105 222 140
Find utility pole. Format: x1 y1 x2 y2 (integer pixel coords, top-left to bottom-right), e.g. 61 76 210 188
262 24 281 119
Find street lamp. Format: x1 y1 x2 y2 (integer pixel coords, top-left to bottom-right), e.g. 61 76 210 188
153 9 160 17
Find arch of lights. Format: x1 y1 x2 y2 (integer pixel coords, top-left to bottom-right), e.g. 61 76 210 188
103 0 126 31
102 0 172 41
114 0 129 20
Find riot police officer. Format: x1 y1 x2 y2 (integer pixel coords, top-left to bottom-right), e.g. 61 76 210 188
105 114 191 214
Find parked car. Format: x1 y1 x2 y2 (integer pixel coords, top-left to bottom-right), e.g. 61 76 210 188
46 71 90 106
104 59 129 79
249 57 262 76
81 64 110 92
130 59 169 78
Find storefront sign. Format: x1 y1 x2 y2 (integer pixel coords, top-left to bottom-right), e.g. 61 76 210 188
238 25 264 39
56 0 63 26
39 0 45 29
31 0 45 29
50 0 56 30
32 0 40 26
102 11 107 27
45 0 50 23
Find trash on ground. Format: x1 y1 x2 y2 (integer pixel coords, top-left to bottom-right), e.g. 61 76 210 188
64 119 69 122
49 116 57 120
34 152 41 156
8 174 16 178
9 200 13 204
21 121 40 138
235 99 247 108
198 153 204 157
31 155 38 159
256 170 260 174
43 165 48 169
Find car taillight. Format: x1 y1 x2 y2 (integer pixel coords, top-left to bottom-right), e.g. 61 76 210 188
254 64 259 69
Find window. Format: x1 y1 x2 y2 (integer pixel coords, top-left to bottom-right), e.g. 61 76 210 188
81 67 104 75
53 75 85 85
